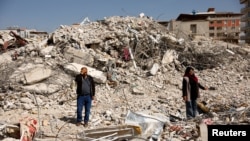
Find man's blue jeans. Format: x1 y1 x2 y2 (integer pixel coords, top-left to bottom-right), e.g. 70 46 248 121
186 100 197 119
77 95 92 123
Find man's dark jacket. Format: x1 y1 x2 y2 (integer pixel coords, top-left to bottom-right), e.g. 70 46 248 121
75 74 95 97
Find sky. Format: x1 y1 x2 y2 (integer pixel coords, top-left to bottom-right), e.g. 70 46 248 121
0 0 243 33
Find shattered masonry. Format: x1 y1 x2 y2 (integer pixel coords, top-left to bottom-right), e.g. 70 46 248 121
0 16 250 141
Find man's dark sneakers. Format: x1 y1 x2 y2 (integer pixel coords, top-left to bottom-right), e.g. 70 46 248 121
76 122 82 126
83 122 88 127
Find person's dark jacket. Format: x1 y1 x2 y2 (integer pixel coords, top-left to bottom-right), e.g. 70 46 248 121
182 77 205 101
75 74 95 97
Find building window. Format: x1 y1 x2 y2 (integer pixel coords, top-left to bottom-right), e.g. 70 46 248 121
217 21 222 24
232 20 235 24
224 21 227 25
217 27 222 30
190 24 197 33
210 21 214 24
217 33 224 37
231 27 235 30
209 27 215 30
209 33 215 37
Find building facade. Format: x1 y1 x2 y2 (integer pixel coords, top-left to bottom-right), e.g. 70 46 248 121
240 0 250 44
169 8 242 43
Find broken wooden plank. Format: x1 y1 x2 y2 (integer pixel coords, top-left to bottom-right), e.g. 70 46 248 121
81 125 141 140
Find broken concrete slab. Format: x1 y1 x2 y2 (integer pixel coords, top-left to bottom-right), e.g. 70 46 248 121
23 67 52 85
64 63 107 83
64 47 94 66
22 83 61 94
0 52 12 64
39 45 54 56
199 123 208 141
149 63 160 75
162 50 178 65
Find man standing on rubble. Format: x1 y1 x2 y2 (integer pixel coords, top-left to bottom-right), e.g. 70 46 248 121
75 67 95 127
182 66 208 119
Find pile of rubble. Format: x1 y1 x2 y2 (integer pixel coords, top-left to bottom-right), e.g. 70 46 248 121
0 16 250 141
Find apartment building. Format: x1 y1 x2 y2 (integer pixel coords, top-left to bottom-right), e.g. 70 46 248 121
169 8 242 43
240 0 250 44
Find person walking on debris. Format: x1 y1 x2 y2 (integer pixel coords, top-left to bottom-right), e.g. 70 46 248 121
182 66 208 119
75 67 95 127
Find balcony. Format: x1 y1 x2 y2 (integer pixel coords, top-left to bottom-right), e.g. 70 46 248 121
241 7 250 13
240 35 250 40
246 33 250 38
240 0 247 4
241 25 250 31
241 15 250 22
209 17 240 21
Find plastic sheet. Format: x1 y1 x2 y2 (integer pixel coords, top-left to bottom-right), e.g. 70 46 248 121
125 110 169 138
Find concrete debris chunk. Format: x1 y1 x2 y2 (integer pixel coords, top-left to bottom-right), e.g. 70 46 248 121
24 67 52 85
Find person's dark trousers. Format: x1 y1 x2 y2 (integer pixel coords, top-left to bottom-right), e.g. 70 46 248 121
77 95 92 123
185 100 197 119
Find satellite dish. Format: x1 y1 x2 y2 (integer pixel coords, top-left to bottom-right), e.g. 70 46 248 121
192 10 196 15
